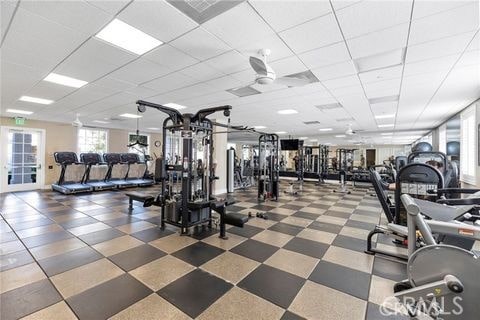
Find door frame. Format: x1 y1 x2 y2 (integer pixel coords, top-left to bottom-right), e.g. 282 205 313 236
0 126 46 193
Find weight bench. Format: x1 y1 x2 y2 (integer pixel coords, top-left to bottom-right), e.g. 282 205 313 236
125 192 156 213
210 199 249 239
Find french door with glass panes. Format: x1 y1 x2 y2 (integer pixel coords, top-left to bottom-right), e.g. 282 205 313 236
0 127 45 193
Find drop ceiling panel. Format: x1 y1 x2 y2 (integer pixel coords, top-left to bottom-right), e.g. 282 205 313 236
237 33 294 62
179 91 234 108
363 78 401 98
359 65 403 84
404 54 459 77
51 84 119 111
19 0 112 36
250 0 331 32
124 85 156 99
268 56 307 77
204 75 244 91
335 0 413 39
311 60 357 81
109 58 173 85
142 72 198 93
299 42 351 69
412 1 472 20
93 76 136 92
370 101 397 115
0 61 46 106
323 75 361 90
25 81 77 101
409 3 479 45
205 50 249 74
180 62 226 81
86 0 130 15
1 0 17 40
406 32 474 63
455 50 480 68
2 6 87 72
170 27 232 61
202 2 275 48
77 92 138 115
118 0 198 42
347 23 409 59
329 84 365 97
279 13 343 54
145 44 199 71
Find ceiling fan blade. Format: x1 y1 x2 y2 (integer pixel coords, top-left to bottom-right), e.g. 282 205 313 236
276 76 311 87
249 56 268 74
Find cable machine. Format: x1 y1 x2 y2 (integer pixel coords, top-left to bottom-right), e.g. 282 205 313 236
258 134 279 201
317 145 329 184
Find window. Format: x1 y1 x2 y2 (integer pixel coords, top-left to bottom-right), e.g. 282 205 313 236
128 133 149 160
438 123 447 154
460 105 476 184
78 128 108 154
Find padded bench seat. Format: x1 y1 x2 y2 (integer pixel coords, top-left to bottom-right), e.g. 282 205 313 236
126 192 155 211
224 212 249 227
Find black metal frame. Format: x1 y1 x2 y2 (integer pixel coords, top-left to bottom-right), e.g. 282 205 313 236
257 134 279 201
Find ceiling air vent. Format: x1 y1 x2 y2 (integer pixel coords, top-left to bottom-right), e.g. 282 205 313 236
284 70 319 84
336 117 354 122
226 86 262 97
315 103 343 111
303 121 320 125
368 95 399 105
167 0 243 24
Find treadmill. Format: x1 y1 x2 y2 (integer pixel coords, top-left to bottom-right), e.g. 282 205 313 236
120 153 155 187
52 152 93 194
103 153 137 188
80 153 116 191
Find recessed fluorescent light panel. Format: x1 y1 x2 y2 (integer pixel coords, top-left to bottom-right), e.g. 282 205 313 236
319 128 333 132
226 86 261 97
119 113 142 119
19 96 53 105
277 109 298 115
6 109 33 115
96 19 163 55
381 132 393 135
92 120 110 124
44 73 88 88
378 124 394 128
275 131 287 134
310 139 318 141
368 95 399 105
335 135 346 138
147 127 161 130
164 103 187 110
375 114 396 119
315 103 343 111
354 48 406 73
254 126 266 129
303 121 320 125
299 137 308 140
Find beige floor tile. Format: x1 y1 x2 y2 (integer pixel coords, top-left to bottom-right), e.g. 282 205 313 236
322 246 374 273
21 301 77 320
368 275 397 306
268 207 296 215
234 202 256 208
93 212 126 221
245 217 277 229
375 243 408 257
1 240 26 255
313 200 336 206
201 252 259 284
198 287 284 320
0 262 46 294
6 214 45 224
289 280 367 320
132 212 161 220
316 215 347 226
110 294 191 320
337 200 360 206
51 258 124 298
116 221 156 234
201 233 247 251
297 228 336 244
16 224 64 239
129 255 195 291
289 201 311 207
339 226 370 240
299 207 326 215
349 214 379 224
281 216 313 228
30 237 87 260
50 212 88 223
149 234 198 254
264 249 318 278
252 230 293 247
357 205 381 213
75 204 105 212
329 206 355 214
68 222 110 236
92 235 143 256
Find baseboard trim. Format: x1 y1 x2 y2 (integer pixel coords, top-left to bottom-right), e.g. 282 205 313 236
213 188 227 195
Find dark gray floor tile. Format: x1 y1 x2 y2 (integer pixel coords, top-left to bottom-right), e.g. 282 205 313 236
10 218 54 231
22 230 73 248
104 216 141 227
190 226 218 240
324 210 351 219
332 234 368 252
228 224 264 238
67 274 152 319
263 212 288 221
268 222 303 236
366 302 409 319
283 237 329 259
238 264 305 308
281 310 306 320
308 221 343 234
309 261 371 300
109 244 166 271
309 203 331 210
280 204 304 211
38 246 102 276
372 257 407 282
77 228 125 245
0 250 34 271
158 269 233 318
230 239 279 262
131 227 174 242
345 219 377 231
251 204 277 211
0 279 62 320
172 242 224 266
58 216 99 229
292 211 320 220
354 209 380 217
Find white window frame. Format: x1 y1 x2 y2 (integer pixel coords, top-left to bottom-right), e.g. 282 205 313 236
460 105 476 185
128 132 150 158
77 128 109 155
438 123 447 154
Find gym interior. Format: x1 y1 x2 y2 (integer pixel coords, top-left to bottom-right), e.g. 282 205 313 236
0 1 479 319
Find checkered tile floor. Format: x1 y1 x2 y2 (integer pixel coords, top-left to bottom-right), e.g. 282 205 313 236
1 181 409 320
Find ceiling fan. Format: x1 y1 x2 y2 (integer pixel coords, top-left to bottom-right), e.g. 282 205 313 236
345 124 364 136
72 113 83 128
248 49 312 87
